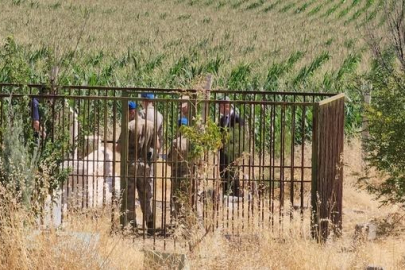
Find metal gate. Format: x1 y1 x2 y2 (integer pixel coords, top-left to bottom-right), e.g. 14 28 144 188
0 84 344 244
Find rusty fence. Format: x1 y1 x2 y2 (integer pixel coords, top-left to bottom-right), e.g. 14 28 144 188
0 84 344 245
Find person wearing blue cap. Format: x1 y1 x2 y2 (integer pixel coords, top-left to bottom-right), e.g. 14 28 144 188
140 93 163 152
116 100 159 233
167 117 191 220
180 95 190 120
140 93 163 227
128 101 137 121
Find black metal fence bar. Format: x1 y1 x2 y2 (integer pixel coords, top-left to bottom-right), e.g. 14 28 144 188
0 84 344 246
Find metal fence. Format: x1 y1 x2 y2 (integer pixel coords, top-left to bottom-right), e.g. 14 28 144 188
0 84 344 245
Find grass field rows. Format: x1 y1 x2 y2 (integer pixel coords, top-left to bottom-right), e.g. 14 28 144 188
0 0 385 132
1 0 382 84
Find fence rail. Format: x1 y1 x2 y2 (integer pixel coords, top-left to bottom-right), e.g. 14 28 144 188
0 84 343 246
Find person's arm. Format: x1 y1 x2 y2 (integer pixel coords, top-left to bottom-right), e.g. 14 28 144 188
157 122 163 151
32 98 46 137
33 121 46 138
236 114 245 126
115 143 122 154
115 132 123 154
33 120 41 132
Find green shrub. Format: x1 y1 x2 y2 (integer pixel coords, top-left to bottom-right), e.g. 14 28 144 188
363 51 405 206
0 96 70 215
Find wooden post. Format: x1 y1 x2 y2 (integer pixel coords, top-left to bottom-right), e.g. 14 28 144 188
49 66 59 94
202 74 213 123
362 89 371 164
311 94 345 241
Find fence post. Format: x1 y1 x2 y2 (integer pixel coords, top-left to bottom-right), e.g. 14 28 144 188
362 89 371 167
311 94 345 241
202 74 212 123
120 91 129 228
49 66 59 94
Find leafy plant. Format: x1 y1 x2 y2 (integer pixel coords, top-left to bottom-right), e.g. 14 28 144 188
363 67 405 206
0 96 69 214
361 1 405 207
246 0 265 11
227 62 252 90
279 3 296 13
180 115 223 160
322 0 345 18
293 52 330 86
295 0 315 14
264 51 304 91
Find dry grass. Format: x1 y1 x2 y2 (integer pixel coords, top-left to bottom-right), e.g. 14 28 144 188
2 138 405 270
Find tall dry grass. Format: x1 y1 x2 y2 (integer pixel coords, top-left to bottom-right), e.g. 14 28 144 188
1 138 405 270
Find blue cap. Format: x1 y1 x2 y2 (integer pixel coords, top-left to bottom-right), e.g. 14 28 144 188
128 101 137 110
141 93 155 99
178 117 188 126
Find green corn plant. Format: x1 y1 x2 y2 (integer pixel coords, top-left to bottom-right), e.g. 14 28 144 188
335 53 361 82
169 56 191 78
360 0 378 24
216 1 226 9
264 51 304 91
227 62 252 90
144 54 165 73
205 55 224 75
246 0 265 11
292 52 330 86
262 0 281 13
322 72 334 90
295 0 316 14
322 0 346 18
344 0 375 25
378 0 396 26
360 0 382 27
325 38 334 46
231 0 248 9
338 0 361 19
28 47 51 64
280 3 296 13
308 2 325 16
204 0 215 7
85 51 104 67
188 0 199 6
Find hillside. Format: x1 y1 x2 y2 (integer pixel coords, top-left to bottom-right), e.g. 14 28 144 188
0 0 386 89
